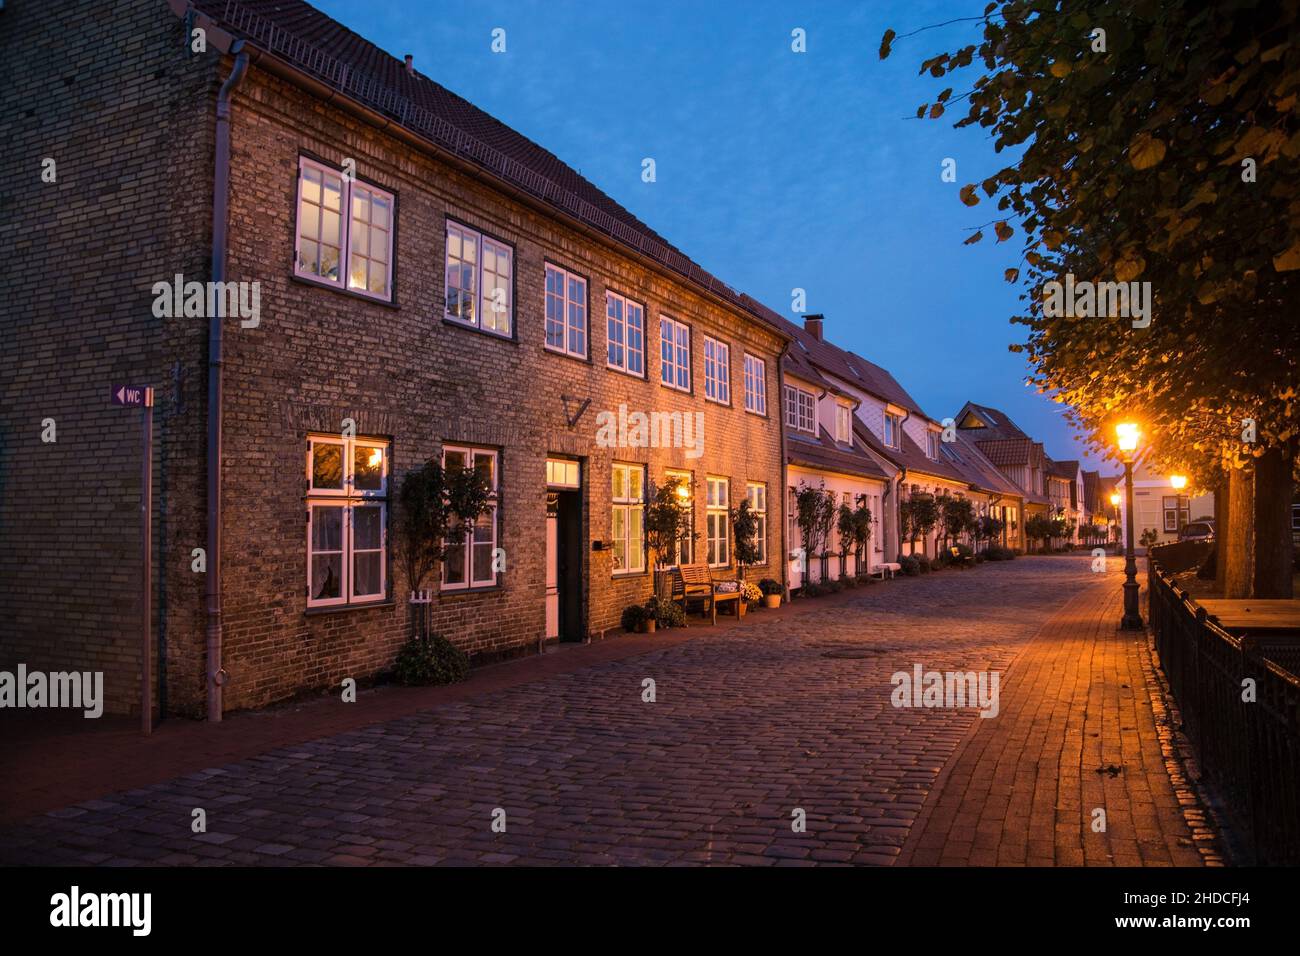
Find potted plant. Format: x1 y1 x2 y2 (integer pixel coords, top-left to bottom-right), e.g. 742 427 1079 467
621 603 649 633
759 578 783 608
741 581 762 611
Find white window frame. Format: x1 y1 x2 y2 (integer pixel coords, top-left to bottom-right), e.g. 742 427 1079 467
926 430 940 459
783 385 816 433
545 262 588 359
612 462 646 575
706 476 730 568
747 481 767 565
440 445 500 591
660 315 691 392
444 221 514 336
884 412 902 449
835 403 852 444
703 336 731 405
295 157 394 302
306 435 390 608
606 290 645 377
743 354 767 415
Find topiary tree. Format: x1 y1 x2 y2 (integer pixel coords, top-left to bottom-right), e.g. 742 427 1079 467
851 497 873 575
731 497 760 583
645 475 694 597
906 493 939 557
836 502 856 579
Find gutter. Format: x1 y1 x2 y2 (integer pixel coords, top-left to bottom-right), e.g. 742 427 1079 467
205 40 250 722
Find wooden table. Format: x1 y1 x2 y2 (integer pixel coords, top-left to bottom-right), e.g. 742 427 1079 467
1198 599 1300 634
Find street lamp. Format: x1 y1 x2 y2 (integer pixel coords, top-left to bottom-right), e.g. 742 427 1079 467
1116 422 1143 630
1170 474 1188 490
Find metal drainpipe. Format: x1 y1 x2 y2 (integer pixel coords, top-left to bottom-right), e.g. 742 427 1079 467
207 42 249 723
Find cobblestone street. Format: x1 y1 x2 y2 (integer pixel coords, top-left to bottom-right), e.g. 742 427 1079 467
0 556 1212 866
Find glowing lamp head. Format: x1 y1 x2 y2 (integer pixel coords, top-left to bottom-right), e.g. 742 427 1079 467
1115 422 1140 455
1110 493 1121 506
676 483 690 500
1170 474 1188 491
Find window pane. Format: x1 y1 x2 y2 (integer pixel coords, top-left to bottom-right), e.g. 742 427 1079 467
628 466 643 500
353 551 381 597
443 540 466 585
354 445 384 491
312 443 344 490
353 505 382 549
312 505 343 551
312 553 342 600
301 166 321 204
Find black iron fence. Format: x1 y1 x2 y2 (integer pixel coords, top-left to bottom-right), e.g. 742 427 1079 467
1148 558 1300 864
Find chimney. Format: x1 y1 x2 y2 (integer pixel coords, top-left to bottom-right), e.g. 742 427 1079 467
404 54 414 76
803 313 824 341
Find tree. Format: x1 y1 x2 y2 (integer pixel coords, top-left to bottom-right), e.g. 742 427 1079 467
397 459 491 636
882 0 1300 595
851 497 874 572
979 514 1005 552
731 497 761 583
794 482 837 582
1025 513 1054 554
836 502 856 578
905 493 939 556
645 476 695 597
941 496 976 553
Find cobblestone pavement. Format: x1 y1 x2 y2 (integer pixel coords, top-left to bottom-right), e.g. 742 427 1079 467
0 556 1207 866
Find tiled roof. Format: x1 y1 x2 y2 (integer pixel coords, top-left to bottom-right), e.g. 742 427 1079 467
956 401 1030 442
941 432 1024 498
1049 458 1080 479
976 437 1034 467
854 418 968 485
787 428 891 482
185 0 786 337
738 298 933 420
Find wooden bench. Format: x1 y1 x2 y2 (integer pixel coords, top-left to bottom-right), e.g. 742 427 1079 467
949 546 975 569
872 562 901 580
673 564 741 625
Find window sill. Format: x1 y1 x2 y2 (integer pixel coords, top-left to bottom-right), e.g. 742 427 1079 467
305 599 396 616
439 583 503 596
744 407 769 420
607 364 647 380
612 570 649 579
290 273 399 310
543 345 592 365
442 316 517 343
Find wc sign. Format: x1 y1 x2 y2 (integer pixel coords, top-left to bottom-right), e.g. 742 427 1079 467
111 384 156 735
111 384 150 407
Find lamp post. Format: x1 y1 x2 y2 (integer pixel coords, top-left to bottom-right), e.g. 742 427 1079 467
1116 423 1143 630
1109 491 1121 555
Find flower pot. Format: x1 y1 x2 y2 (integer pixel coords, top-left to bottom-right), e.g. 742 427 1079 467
763 594 781 609
644 618 657 633
738 601 747 618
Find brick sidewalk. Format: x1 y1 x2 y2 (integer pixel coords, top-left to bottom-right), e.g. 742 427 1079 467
899 575 1220 866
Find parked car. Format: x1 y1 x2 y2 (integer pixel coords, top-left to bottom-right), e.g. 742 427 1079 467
1178 520 1215 543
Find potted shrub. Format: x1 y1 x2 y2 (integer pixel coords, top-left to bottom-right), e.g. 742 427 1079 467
741 581 762 610
621 603 649 633
646 595 685 629
759 578 783 608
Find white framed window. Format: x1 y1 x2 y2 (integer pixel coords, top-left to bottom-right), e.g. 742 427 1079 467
747 482 767 565
1162 495 1189 534
545 457 581 489
783 385 815 433
664 469 694 567
703 336 731 404
884 412 902 449
441 445 500 590
612 462 645 574
835 403 852 444
445 221 513 336
306 435 390 608
660 315 691 391
545 263 587 358
744 354 767 415
926 430 940 459
296 157 395 301
606 291 645 377
707 476 730 568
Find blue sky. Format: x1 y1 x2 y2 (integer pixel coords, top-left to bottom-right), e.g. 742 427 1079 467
314 0 1111 473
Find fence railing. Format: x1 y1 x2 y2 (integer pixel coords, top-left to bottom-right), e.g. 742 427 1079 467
1148 558 1300 864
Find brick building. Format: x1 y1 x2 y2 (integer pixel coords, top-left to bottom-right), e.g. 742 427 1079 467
0 0 787 718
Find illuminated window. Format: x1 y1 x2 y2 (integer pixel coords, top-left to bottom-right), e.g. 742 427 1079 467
306 435 389 607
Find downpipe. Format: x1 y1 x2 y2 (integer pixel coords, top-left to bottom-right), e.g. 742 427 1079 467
206 41 249 722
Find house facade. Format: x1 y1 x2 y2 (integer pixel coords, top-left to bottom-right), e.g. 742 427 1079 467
1114 455 1215 550
0 0 786 717
762 313 894 588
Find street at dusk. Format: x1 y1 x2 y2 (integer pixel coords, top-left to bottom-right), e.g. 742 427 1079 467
1 0 1296 940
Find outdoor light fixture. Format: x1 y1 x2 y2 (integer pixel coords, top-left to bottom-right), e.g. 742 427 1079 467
1116 422 1141 457
1115 422 1143 630
676 484 690 500
1170 474 1188 490
1110 492 1121 506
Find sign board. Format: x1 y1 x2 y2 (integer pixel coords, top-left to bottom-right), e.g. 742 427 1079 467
112 384 151 407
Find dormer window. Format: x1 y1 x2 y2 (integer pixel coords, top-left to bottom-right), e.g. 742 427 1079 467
883 412 902 449
835 403 852 444
926 430 940 459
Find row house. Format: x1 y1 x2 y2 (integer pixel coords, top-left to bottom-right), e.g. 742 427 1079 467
955 403 1054 539
751 310 896 587
0 0 787 717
